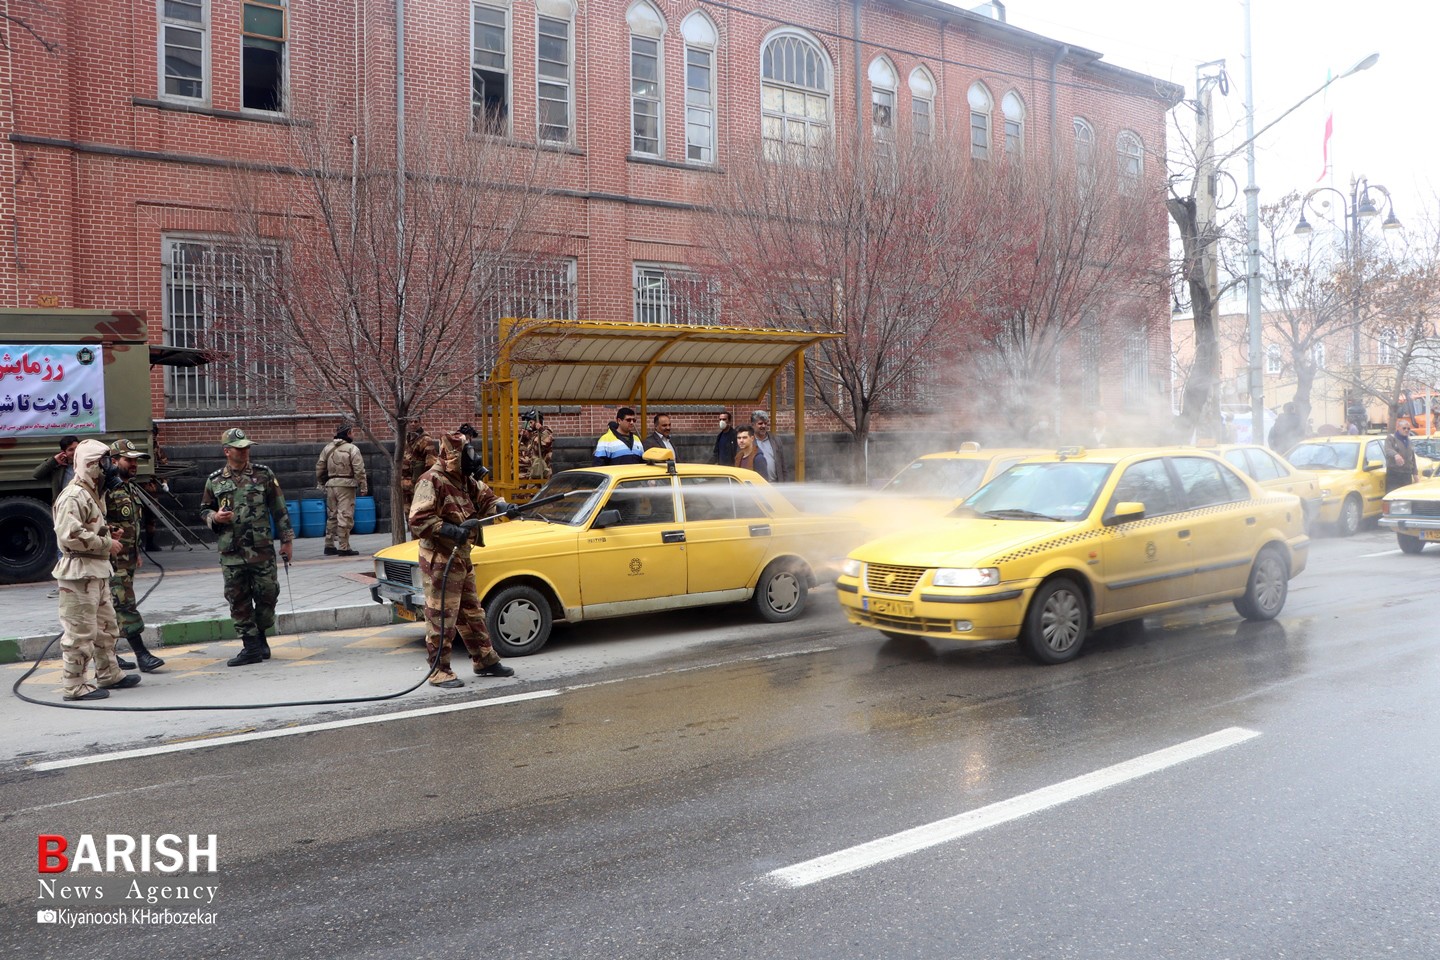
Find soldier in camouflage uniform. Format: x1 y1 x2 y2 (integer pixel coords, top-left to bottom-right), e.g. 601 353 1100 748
408 431 515 687
199 428 295 667
106 439 165 672
399 423 436 520
518 410 554 480
52 439 141 700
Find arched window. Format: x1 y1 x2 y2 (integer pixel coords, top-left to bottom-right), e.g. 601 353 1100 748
1312 341 1327 370
1117 130 1143 194
1379 327 1397 364
1266 343 1282 375
536 0 576 143
681 12 717 163
868 57 896 147
909 66 935 143
761 30 831 162
1001 91 1024 159
968 82 992 160
627 1 666 156
1073 117 1095 186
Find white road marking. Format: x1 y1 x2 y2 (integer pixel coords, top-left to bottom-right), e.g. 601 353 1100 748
27 645 838 772
1360 549 1401 558
767 726 1261 888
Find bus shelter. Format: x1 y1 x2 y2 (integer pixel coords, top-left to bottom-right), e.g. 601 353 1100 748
477 319 840 502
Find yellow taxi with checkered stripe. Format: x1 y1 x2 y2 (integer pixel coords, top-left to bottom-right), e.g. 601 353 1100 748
836 447 1309 664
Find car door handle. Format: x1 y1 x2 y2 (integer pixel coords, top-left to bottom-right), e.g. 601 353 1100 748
1178 529 1191 539
662 530 686 544
749 524 772 537
1245 516 1257 525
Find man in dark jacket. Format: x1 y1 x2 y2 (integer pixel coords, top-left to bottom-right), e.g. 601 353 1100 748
1268 402 1303 453
1383 420 1419 493
32 434 81 501
712 412 737 466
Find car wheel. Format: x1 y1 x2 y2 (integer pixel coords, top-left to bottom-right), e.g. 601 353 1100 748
1233 546 1288 621
1336 495 1362 537
752 561 808 623
1018 578 1088 665
0 496 57 585
1397 533 1426 555
485 585 553 657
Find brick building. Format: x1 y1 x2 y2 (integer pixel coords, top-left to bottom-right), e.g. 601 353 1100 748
0 0 1181 456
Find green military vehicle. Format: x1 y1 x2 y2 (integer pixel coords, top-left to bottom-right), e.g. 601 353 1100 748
0 310 202 583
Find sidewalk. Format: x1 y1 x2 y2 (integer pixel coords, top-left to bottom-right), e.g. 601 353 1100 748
0 532 399 663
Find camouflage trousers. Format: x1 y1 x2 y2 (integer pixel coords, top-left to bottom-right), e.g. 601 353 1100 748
221 559 279 639
110 566 145 637
325 485 358 550
417 546 498 684
57 577 123 699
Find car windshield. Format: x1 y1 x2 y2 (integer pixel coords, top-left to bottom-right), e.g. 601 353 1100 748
522 472 608 525
958 461 1113 521
884 458 988 498
1288 442 1357 470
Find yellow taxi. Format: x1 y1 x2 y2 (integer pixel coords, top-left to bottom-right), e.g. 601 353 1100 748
1380 476 1440 554
1213 444 1322 527
370 450 855 656
837 447 1309 664
844 443 1047 534
1284 435 1396 536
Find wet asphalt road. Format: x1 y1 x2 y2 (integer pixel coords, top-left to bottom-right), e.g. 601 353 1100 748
4 528 1440 959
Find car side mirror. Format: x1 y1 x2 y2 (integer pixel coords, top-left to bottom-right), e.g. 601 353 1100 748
592 508 622 529
1104 501 1146 526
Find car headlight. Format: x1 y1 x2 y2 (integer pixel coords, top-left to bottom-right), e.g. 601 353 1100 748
841 558 863 578
1388 500 1412 516
932 567 1001 588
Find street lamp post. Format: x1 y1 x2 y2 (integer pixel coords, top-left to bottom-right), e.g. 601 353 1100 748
1293 176 1402 427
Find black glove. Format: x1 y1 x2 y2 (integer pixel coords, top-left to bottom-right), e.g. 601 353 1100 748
460 518 481 535
504 503 523 519
439 522 471 544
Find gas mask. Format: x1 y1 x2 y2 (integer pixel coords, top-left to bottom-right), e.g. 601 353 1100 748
461 442 489 481
99 454 124 493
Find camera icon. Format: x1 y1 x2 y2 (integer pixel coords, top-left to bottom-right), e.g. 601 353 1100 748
36 909 58 924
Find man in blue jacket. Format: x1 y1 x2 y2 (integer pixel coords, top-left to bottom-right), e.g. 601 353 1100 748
593 407 645 466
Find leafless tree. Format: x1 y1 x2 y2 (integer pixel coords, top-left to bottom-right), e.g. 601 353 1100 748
1 1 60 53
221 118 564 541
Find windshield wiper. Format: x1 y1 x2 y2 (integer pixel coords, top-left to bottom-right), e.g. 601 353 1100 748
983 508 1065 522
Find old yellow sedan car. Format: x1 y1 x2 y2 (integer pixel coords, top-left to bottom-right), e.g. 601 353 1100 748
1214 444 1322 527
1380 476 1440 553
844 443 1046 534
1284 435 1394 536
371 451 855 656
837 447 1309 664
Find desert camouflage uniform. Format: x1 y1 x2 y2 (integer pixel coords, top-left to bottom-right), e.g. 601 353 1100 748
106 477 146 637
408 433 502 684
52 440 123 699
200 463 294 642
317 437 368 551
399 428 436 517
518 424 555 480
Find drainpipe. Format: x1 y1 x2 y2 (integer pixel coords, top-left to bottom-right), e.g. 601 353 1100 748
852 0 863 157
395 0 407 362
1049 45 1068 181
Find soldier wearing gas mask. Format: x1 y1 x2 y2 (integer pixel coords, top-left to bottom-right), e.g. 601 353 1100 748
407 431 515 688
51 439 140 700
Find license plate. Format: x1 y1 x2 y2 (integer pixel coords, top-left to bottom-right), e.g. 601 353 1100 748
863 597 914 617
1423 530 1440 542
394 606 417 621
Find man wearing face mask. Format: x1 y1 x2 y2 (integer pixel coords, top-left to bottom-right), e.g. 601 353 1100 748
712 412 737 466
408 431 515 688
105 439 165 673
200 428 294 667
52 439 138 700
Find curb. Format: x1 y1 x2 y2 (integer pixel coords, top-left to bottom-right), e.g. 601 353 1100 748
1 604 401 665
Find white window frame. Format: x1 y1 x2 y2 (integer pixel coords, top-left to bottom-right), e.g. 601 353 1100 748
471 0 512 137
1073 117 1095 187
159 0 209 103
1378 327 1396 365
1118 130 1144 194
628 2 666 158
633 263 719 325
240 0 288 115
682 13 718 164
909 66 935 144
868 57 896 148
760 29 832 163
1001 90 1024 160
535 0 575 145
968 82 992 161
1265 343 1282 375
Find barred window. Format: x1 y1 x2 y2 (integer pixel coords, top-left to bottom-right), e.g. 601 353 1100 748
162 237 290 412
478 257 577 376
1079 312 1100 406
1122 327 1150 406
633 263 719 325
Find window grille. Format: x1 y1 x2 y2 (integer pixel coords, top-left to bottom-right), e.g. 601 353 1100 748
633 265 719 325
477 257 577 377
1122 329 1150 405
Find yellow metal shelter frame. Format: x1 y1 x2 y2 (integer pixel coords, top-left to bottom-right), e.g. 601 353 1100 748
478 318 841 501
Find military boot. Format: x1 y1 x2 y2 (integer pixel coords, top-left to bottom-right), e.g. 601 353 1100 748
116 653 137 670
226 634 264 667
257 629 271 661
127 633 165 673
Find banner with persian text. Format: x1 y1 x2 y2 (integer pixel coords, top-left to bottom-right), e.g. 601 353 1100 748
0 345 106 436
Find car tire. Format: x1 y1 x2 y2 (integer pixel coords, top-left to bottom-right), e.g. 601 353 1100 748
1397 533 1426 555
752 561 808 623
1233 546 1288 621
1336 495 1362 537
1017 577 1088 665
485 584 553 657
0 496 57 585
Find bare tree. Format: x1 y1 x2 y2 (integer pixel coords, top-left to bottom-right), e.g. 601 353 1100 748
1 1 60 53
222 119 564 542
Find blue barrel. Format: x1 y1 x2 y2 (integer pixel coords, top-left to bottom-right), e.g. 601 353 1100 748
271 500 299 538
354 496 377 535
299 498 327 538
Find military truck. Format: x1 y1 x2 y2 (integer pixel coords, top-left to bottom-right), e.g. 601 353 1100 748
0 310 202 583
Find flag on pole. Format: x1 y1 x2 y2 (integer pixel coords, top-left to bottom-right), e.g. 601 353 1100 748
1316 69 1333 183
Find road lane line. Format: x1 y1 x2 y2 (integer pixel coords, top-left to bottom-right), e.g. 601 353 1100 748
767 726 1260 889
28 645 838 772
1360 549 1401 558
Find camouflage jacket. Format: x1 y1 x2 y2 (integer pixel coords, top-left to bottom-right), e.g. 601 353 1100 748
399 433 436 502
408 466 500 552
106 479 143 572
200 463 294 566
51 477 113 581
518 425 554 475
